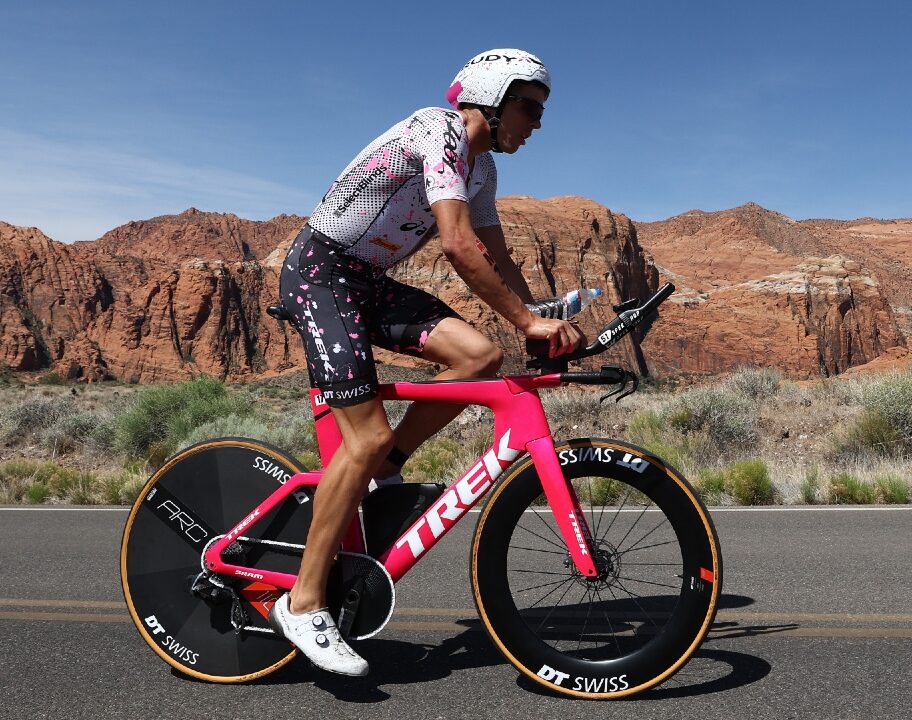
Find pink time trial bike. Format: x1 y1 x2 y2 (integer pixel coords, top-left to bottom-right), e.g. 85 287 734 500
120 282 722 699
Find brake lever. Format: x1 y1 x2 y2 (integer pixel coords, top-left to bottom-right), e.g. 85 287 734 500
598 370 639 403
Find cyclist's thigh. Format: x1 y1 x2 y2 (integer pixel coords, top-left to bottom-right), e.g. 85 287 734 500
280 236 380 406
368 276 465 359
416 316 501 369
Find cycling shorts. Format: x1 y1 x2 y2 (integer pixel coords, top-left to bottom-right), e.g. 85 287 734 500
280 226 461 407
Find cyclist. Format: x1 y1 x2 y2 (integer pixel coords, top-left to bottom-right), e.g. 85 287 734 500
270 48 583 676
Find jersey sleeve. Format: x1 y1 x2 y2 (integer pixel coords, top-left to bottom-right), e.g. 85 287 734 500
414 110 471 206
469 154 500 229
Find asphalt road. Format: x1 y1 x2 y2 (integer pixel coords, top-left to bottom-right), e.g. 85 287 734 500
1 505 910 720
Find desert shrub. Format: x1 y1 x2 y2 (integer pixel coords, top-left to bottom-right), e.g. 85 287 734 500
725 458 775 505
830 411 901 460
113 377 251 462
725 366 781 400
403 437 462 484
810 376 866 406
97 467 149 505
695 468 727 505
0 459 99 503
874 474 910 504
660 387 759 451
3 397 78 443
268 410 317 456
176 414 272 452
800 465 821 504
830 472 876 504
862 372 912 454
39 411 107 456
628 410 664 446
540 389 601 429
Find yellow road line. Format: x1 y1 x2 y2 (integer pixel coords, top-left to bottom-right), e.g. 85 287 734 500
2 600 911 639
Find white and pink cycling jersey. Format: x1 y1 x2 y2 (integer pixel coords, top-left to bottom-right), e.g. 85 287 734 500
307 107 499 269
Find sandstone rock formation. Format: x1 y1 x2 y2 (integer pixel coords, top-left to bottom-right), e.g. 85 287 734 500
1 200 907 383
636 204 907 378
0 200 658 382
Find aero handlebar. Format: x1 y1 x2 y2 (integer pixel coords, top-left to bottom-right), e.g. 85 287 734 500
526 282 675 371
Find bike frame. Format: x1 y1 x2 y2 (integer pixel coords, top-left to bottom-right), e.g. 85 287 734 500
204 374 600 588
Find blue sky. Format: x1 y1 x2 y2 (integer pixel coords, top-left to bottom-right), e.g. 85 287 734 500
1 0 910 243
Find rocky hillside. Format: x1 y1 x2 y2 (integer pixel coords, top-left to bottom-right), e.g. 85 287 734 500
636 204 909 378
0 199 908 382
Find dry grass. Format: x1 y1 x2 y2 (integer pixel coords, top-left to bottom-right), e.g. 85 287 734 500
0 366 909 505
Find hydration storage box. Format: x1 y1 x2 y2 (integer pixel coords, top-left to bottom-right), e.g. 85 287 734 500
360 483 445 558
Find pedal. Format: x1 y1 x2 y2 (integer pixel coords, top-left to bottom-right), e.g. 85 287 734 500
230 595 249 634
337 580 364 639
326 552 395 640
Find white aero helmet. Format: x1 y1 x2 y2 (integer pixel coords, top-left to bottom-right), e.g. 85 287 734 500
446 49 551 111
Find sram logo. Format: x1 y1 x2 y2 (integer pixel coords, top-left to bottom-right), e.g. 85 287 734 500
395 430 520 559
234 569 264 580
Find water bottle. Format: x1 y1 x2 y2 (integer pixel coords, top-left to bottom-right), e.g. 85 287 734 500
526 287 603 320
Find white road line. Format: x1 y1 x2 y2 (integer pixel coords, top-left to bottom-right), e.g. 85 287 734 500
0 505 908 513
0 507 129 511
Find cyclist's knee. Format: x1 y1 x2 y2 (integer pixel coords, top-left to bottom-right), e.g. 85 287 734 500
347 424 395 461
450 342 502 377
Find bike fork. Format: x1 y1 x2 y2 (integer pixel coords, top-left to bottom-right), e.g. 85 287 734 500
527 437 599 577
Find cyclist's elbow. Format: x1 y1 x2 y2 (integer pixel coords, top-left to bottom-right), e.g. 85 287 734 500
440 229 476 264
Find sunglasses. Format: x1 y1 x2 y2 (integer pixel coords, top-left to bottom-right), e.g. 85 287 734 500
505 94 545 122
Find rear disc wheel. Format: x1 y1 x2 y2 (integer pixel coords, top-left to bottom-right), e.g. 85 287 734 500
120 438 311 682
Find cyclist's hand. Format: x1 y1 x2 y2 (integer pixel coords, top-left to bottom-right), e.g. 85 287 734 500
523 317 586 358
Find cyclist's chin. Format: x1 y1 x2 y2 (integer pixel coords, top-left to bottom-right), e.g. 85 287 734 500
500 137 523 154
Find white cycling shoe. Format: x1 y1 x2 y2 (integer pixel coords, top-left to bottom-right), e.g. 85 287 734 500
268 594 369 677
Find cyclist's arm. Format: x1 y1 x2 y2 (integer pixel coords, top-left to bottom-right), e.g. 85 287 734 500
434 200 582 356
474 224 534 303
434 199 537 333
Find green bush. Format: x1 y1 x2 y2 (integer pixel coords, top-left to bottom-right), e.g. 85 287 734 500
874 474 910 504
628 410 664 446
113 377 252 462
801 466 820 504
0 459 99 503
725 367 781 400
862 372 912 454
403 437 461 484
660 387 759 451
176 414 272 452
830 410 903 460
25 482 50 504
576 476 625 506
696 468 726 505
830 472 876 504
725 458 775 505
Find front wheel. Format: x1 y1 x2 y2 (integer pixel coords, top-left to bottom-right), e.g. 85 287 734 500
471 438 722 699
